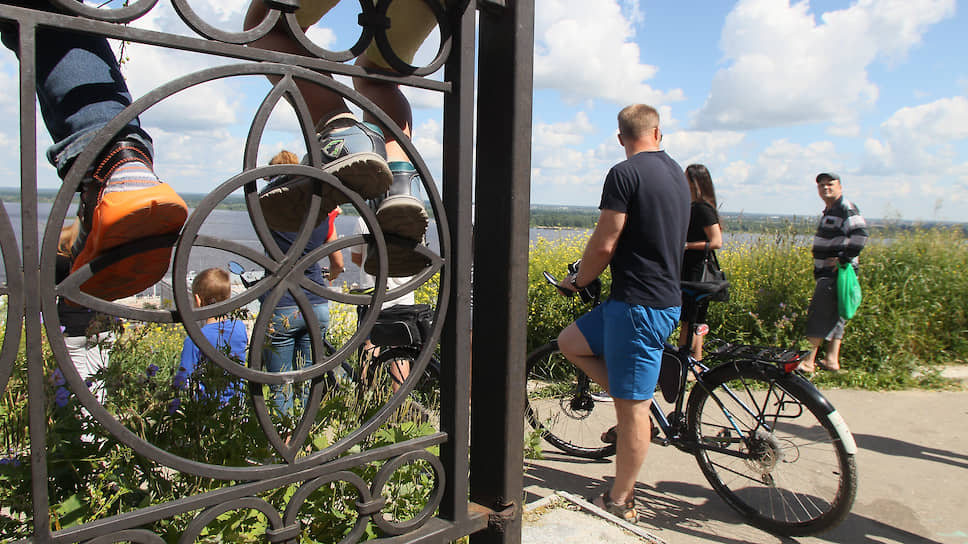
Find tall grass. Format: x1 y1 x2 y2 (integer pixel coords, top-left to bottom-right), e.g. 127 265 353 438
528 226 968 389
0 304 439 541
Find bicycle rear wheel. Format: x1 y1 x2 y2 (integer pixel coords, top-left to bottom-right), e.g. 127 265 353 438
525 341 616 459
686 360 857 536
362 347 441 430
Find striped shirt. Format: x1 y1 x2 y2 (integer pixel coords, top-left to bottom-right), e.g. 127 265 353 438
812 197 868 279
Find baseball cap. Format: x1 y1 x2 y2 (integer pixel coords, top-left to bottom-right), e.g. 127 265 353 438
816 172 840 184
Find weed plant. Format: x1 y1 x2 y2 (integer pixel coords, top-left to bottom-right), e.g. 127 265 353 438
528 226 967 389
0 302 439 542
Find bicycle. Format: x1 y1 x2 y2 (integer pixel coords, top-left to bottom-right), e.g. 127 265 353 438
227 261 441 427
525 267 858 536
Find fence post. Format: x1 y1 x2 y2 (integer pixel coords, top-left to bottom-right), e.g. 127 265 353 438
470 0 534 543
439 0 477 524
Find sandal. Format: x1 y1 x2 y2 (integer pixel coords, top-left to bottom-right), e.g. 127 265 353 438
593 491 637 523
601 425 617 444
817 360 843 373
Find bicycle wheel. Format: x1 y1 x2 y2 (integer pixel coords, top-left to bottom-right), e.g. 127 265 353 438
525 341 616 459
362 346 441 430
686 360 857 536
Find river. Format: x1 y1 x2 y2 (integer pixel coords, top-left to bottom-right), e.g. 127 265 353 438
0 202 595 288
1 201 793 291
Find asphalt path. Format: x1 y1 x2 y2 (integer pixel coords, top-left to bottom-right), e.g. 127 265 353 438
523 388 968 544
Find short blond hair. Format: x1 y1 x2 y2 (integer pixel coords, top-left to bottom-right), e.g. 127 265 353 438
58 220 80 257
617 104 660 140
192 268 231 307
269 150 299 165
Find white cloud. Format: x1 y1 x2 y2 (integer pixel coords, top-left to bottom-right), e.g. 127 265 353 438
403 86 444 111
148 127 246 194
662 130 746 169
693 0 955 130
719 101 968 221
712 138 838 213
533 112 595 149
722 160 752 185
113 40 241 132
882 96 968 143
849 96 968 220
863 96 968 175
412 118 443 166
533 0 684 106
530 112 625 204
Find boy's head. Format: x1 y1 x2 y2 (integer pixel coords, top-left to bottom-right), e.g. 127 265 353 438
192 268 231 307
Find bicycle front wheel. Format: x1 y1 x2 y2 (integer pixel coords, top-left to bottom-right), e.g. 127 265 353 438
686 360 857 536
525 341 616 459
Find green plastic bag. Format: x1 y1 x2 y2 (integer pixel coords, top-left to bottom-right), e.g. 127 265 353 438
837 263 862 320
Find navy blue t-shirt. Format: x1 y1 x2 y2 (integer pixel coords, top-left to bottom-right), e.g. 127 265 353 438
264 225 330 308
599 150 690 308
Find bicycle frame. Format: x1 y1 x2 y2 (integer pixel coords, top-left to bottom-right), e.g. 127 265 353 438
529 267 858 536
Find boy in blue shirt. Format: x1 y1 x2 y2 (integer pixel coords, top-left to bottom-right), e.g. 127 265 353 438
174 268 248 402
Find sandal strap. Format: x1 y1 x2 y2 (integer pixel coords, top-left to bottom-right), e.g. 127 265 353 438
600 491 637 521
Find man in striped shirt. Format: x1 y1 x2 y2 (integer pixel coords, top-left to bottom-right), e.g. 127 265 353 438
798 172 868 374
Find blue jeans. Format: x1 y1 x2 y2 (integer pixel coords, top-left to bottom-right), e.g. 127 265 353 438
263 303 330 416
1 1 152 176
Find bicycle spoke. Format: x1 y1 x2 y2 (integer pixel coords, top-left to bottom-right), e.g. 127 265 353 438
525 343 616 459
689 361 856 536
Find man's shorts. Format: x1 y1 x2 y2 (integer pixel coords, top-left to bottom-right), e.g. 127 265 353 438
295 0 441 69
805 277 846 340
575 299 680 401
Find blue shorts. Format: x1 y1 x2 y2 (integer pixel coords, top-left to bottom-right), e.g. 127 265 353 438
575 299 680 401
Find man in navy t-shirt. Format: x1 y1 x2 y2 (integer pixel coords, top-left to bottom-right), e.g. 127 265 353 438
557 104 690 523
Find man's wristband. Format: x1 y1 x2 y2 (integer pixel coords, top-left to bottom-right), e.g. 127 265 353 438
570 273 584 290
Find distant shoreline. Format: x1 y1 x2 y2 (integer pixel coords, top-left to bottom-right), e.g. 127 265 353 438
2 188 965 230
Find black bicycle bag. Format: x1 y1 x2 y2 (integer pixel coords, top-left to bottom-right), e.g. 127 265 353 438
370 304 434 347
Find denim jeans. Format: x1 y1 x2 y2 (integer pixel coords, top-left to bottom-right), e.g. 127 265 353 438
1 0 152 177
263 303 330 416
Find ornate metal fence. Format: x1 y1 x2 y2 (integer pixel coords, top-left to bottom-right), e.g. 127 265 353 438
0 1 533 542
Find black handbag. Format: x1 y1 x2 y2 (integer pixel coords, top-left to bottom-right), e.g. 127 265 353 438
370 304 434 347
700 250 729 302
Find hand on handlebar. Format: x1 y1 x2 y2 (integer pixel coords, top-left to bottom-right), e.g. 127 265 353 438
557 273 579 297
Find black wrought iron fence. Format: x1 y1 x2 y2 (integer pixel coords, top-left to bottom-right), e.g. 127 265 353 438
0 1 533 542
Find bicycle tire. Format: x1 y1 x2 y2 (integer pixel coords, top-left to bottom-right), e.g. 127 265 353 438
362 346 441 430
525 341 616 459
686 360 858 536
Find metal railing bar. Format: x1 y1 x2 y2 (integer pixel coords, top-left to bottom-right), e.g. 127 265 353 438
0 4 453 94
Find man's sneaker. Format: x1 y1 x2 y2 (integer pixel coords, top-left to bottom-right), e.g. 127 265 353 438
364 162 430 277
259 113 392 232
70 139 188 301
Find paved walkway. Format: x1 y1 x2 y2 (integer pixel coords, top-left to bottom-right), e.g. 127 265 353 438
523 386 968 544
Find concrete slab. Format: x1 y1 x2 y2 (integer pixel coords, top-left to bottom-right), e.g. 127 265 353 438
523 494 660 544
523 389 968 544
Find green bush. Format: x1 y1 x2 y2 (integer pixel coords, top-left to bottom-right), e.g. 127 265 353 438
0 310 438 542
527 226 968 389
526 234 608 353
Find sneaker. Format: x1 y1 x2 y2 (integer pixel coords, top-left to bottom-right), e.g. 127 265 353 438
70 139 188 301
259 114 392 232
364 162 430 277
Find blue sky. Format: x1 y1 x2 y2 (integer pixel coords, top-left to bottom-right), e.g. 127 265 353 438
1 0 965 222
